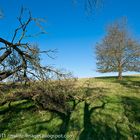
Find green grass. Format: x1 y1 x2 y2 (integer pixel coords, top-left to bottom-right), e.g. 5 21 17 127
0 76 140 140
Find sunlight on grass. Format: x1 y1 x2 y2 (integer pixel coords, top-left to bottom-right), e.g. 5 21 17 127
0 76 140 139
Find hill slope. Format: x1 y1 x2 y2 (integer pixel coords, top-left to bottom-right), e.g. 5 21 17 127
0 76 140 140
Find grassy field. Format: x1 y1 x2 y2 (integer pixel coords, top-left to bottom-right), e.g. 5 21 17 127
0 76 140 140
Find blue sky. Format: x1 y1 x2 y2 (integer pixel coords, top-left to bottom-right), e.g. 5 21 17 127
0 0 140 77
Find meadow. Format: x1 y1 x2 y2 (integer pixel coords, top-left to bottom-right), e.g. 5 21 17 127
0 76 140 140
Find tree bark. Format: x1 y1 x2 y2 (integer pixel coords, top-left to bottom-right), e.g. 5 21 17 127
0 64 23 81
118 65 122 80
0 50 12 63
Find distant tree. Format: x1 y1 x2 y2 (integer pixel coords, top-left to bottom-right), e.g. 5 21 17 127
96 19 140 80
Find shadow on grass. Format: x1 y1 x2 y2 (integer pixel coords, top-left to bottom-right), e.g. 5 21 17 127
79 101 127 140
0 100 36 133
0 98 128 140
2 84 140 140
16 114 57 135
118 79 140 90
95 76 118 80
79 86 127 140
121 96 140 139
95 76 140 90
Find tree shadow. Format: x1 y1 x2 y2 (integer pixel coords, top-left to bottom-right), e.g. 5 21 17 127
95 76 140 90
79 101 102 140
16 112 58 136
118 80 140 90
78 85 128 140
95 76 118 80
112 76 140 90
46 99 81 140
0 100 64 140
121 96 140 139
79 100 128 140
0 100 36 133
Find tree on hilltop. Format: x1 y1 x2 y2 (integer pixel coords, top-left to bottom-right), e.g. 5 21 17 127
96 19 140 80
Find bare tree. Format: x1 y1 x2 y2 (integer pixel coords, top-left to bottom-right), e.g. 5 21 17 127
0 8 63 82
96 19 140 80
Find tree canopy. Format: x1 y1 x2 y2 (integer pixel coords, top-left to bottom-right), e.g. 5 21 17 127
96 19 140 79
